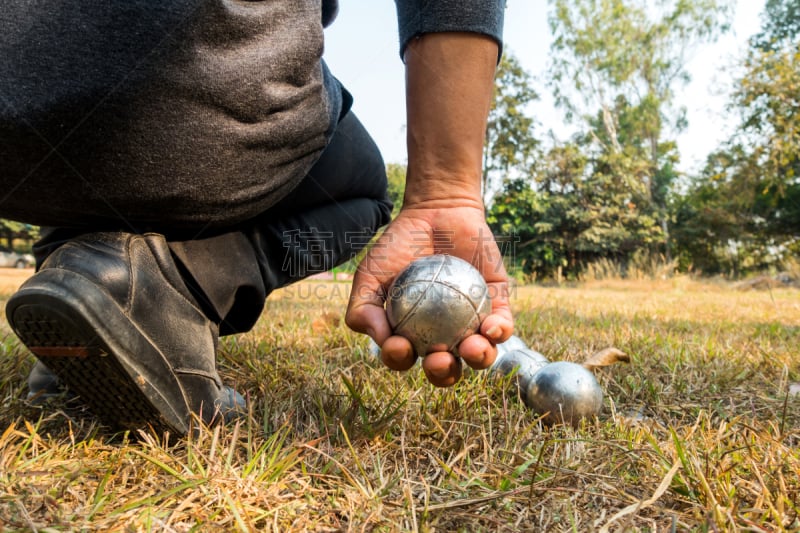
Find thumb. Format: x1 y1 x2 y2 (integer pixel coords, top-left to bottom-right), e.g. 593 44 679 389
345 267 393 345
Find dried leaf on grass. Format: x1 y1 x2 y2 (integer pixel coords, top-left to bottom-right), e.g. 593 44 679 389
582 347 630 370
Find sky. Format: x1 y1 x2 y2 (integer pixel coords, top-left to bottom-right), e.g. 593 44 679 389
322 0 767 174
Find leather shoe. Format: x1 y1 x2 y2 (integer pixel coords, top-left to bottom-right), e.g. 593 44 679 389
25 359 246 424
7 232 245 434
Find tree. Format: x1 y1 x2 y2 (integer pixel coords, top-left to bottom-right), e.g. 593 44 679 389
734 0 800 223
385 163 406 219
548 0 733 259
0 219 38 251
488 138 662 280
676 0 800 274
483 53 539 205
672 146 762 274
751 0 800 52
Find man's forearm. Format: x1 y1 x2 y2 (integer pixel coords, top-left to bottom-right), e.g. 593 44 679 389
402 32 499 210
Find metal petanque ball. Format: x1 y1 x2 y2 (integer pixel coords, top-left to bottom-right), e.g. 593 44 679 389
525 361 603 426
386 255 491 358
492 336 549 395
367 338 381 358
495 334 530 357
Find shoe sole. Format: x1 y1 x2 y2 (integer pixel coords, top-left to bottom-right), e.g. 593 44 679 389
7 268 192 434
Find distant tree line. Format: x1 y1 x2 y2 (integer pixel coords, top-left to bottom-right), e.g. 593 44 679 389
482 0 799 280
0 219 38 251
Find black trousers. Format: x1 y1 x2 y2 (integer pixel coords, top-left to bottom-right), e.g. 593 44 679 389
33 112 393 336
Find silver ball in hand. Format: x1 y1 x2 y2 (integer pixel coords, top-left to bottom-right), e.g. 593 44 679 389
386 255 491 358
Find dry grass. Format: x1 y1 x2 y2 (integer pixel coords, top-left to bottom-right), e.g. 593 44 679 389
0 271 798 531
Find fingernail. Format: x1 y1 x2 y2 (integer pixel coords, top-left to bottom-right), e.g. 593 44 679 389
427 365 450 379
486 325 501 339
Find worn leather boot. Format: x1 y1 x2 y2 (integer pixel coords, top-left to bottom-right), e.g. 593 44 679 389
7 232 245 435
25 358 245 424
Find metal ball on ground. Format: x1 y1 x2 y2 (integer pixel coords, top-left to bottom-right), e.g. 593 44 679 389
525 361 603 426
367 338 381 359
491 336 549 395
495 334 530 356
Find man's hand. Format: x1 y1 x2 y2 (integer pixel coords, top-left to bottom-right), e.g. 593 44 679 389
345 32 513 387
345 205 513 387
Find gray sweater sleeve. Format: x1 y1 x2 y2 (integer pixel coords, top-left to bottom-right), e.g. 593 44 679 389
394 0 505 59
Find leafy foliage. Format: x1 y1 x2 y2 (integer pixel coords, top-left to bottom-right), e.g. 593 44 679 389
0 220 38 251
488 0 731 279
483 53 539 204
674 0 800 273
385 163 407 219
547 0 733 259
489 140 663 280
751 0 800 52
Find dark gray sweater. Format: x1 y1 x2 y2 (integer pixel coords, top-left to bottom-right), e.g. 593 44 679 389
0 1 504 229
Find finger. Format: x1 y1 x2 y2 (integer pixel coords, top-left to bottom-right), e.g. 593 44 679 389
421 352 462 387
485 280 514 332
457 333 497 369
480 312 514 344
381 335 417 371
345 269 392 344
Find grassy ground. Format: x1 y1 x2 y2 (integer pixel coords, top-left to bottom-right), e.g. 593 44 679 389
0 269 797 531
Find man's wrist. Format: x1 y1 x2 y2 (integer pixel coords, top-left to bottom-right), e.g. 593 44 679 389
401 172 484 209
